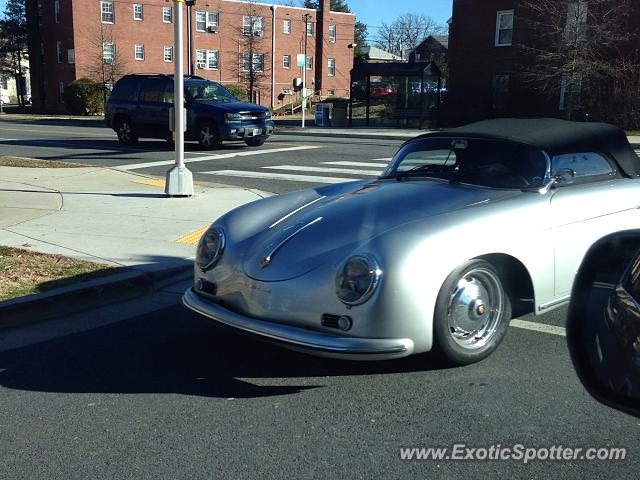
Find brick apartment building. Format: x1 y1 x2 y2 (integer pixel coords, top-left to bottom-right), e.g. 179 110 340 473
25 0 355 113
447 0 640 125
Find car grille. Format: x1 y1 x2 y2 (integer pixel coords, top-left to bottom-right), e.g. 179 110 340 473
321 314 342 329
238 111 267 123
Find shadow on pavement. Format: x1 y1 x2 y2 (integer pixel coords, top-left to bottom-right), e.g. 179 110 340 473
0 302 453 400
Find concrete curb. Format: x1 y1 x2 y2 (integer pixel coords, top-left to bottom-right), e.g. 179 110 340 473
0 264 193 331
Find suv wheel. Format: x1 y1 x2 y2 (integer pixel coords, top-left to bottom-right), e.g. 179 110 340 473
116 118 139 146
245 137 266 147
198 122 221 149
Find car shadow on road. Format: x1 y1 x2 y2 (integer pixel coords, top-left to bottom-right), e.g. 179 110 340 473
0 302 454 400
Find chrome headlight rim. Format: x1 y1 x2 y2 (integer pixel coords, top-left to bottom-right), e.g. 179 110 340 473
196 226 225 271
335 254 382 306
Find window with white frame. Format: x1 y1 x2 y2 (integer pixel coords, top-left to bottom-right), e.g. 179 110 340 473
283 19 291 34
133 4 143 20
207 12 219 30
328 24 336 43
559 74 583 110
0 75 7 90
196 11 218 31
59 81 65 103
101 1 114 23
134 44 144 60
565 1 588 42
243 15 264 36
306 21 314 36
495 10 513 46
163 6 172 23
56 41 63 63
195 49 219 69
242 53 264 72
164 46 173 62
327 89 335 96
306 55 313 70
67 49 75 64
54 0 61 23
282 54 291 69
102 42 115 64
327 57 335 76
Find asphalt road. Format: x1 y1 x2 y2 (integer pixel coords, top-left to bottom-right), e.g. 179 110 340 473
0 283 637 479
0 120 404 194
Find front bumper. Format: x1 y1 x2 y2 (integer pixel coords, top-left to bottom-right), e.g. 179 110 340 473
223 121 274 140
182 288 414 360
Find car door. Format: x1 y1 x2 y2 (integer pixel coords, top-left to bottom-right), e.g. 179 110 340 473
133 78 170 138
550 152 640 296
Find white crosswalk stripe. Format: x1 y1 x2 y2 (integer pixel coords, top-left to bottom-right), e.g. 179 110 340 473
201 170 358 183
323 161 390 168
634 149 640 157
263 165 383 176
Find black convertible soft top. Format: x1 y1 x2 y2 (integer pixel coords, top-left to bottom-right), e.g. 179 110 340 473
421 118 640 178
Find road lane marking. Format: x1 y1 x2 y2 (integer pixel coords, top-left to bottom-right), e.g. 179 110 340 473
115 145 321 170
134 178 166 187
323 161 391 168
510 319 566 337
0 138 19 141
263 165 382 176
371 157 393 161
201 170 356 183
175 225 209 244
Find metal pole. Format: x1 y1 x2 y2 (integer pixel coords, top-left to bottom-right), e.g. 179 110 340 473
187 3 193 76
302 13 309 128
165 0 194 197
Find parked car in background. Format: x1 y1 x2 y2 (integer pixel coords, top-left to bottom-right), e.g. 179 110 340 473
183 118 640 366
370 81 398 97
21 94 32 105
106 74 274 148
0 94 10 105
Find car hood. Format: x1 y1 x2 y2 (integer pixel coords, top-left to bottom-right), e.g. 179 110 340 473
192 100 268 113
242 179 519 282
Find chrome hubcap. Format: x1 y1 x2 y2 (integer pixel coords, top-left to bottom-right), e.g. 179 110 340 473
200 127 215 146
118 123 131 141
447 268 504 350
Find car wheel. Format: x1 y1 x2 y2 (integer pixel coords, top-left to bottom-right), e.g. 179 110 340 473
433 259 512 366
198 122 221 149
116 118 138 146
245 136 266 147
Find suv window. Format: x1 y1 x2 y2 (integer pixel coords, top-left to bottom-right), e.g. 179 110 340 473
138 78 166 103
110 79 138 101
552 152 614 178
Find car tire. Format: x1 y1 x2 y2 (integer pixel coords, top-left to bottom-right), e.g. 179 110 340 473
245 137 266 147
432 259 512 366
198 121 221 149
115 117 139 146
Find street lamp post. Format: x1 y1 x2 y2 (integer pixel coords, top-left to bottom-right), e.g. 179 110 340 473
165 0 194 197
302 13 310 129
185 0 196 76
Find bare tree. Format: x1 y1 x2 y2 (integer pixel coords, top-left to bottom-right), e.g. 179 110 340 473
81 23 128 108
374 13 445 58
234 0 270 103
518 0 636 120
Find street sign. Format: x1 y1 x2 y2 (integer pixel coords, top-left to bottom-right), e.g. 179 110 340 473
296 54 306 68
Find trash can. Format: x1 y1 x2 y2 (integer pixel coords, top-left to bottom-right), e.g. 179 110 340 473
331 100 348 127
315 103 330 127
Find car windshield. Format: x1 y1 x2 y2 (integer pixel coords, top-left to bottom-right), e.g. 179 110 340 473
383 137 548 190
185 81 237 103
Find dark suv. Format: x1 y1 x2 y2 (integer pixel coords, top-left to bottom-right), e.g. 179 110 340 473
106 74 274 148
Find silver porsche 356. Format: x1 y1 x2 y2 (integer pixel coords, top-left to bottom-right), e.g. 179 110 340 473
183 118 640 365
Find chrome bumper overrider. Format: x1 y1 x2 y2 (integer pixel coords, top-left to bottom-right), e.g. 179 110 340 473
182 288 414 360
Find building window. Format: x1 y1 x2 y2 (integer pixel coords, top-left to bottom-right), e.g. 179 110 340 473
56 41 63 63
196 11 218 32
328 24 336 43
306 55 313 70
495 10 513 46
134 44 144 61
102 42 115 64
306 21 314 37
196 49 219 69
133 4 143 21
283 19 291 34
207 12 219 30
327 89 335 96
101 1 114 23
283 54 291 69
54 0 61 23
492 74 511 112
242 53 264 72
164 46 173 62
67 49 75 64
327 58 335 76
59 81 65 103
565 1 588 42
0 76 8 90
163 6 173 23
243 15 264 36
559 75 583 111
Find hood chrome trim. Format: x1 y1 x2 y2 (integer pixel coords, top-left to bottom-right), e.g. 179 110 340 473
261 217 323 269
269 196 325 229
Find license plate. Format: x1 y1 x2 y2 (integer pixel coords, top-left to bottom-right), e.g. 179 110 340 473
252 128 262 136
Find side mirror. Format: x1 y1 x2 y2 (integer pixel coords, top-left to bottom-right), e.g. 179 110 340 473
567 230 640 417
552 168 576 186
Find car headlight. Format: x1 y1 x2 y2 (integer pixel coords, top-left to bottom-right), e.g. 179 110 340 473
335 255 382 305
225 113 243 123
196 226 225 271
264 111 271 120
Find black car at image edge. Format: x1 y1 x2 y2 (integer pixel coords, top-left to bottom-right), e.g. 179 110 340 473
105 74 274 148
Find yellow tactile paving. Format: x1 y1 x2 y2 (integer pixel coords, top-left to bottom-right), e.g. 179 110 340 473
175 225 209 245
134 178 166 188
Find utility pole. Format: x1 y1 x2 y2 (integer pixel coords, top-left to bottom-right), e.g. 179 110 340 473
302 12 310 128
186 0 196 76
165 0 194 197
